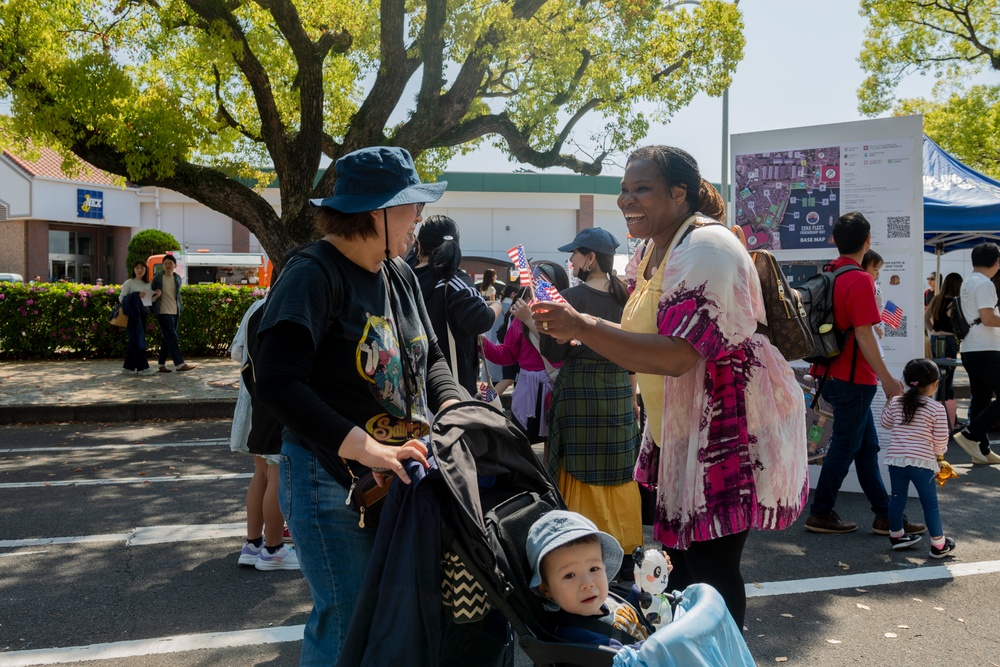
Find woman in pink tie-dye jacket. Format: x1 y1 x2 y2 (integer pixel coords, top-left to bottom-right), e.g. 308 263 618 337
531 146 808 630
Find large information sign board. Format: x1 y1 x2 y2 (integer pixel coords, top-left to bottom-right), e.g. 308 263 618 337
731 115 924 494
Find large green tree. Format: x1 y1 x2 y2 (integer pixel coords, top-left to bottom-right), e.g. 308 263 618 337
857 0 1000 178
0 0 744 266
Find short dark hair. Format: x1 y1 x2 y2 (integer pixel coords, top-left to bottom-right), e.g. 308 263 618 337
861 249 883 269
314 206 377 241
162 254 177 265
971 242 1000 269
832 212 870 255
627 145 702 211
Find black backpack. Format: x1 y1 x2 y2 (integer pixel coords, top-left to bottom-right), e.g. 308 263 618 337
240 243 342 454
949 295 980 341
797 264 864 366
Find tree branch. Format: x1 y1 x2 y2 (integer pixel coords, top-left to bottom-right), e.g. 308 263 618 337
182 0 288 164
212 65 264 143
342 0 420 150
69 134 281 237
395 0 549 151
652 49 692 85
415 0 448 111
432 107 607 175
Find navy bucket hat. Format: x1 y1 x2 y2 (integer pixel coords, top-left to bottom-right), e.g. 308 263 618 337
309 146 447 214
557 227 620 256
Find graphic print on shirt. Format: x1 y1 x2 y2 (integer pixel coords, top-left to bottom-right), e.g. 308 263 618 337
357 312 429 443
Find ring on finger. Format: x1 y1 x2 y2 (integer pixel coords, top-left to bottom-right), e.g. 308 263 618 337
542 321 549 331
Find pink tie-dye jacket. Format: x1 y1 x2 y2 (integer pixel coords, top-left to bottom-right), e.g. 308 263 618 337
633 218 808 550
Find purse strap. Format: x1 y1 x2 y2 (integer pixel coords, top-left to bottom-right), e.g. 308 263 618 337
443 281 462 388
526 328 559 380
479 337 496 385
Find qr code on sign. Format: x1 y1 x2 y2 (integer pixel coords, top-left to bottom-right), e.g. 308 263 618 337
884 315 907 338
887 215 910 239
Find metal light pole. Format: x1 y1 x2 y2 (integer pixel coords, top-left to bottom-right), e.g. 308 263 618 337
667 1 732 224
721 86 730 225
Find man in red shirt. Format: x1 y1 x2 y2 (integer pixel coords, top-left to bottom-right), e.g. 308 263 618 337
805 212 921 535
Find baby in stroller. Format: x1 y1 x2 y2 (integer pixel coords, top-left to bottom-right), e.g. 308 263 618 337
527 511 663 648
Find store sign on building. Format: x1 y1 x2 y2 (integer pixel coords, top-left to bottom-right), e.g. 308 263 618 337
77 189 104 219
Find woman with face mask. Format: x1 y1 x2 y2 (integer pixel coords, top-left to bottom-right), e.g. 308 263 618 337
537 227 642 582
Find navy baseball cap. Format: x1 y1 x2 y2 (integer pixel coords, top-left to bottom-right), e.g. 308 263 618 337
557 227 620 256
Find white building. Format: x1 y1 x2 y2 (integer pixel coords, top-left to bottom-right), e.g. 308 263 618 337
0 146 628 284
0 145 965 284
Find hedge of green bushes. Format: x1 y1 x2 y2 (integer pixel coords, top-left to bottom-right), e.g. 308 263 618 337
0 281 263 360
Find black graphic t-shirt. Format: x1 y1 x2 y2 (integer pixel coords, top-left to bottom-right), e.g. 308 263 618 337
255 241 460 488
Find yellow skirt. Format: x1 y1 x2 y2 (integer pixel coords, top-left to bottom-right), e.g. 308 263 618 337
557 467 643 553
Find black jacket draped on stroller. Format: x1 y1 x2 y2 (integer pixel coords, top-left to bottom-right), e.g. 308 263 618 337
339 402 753 667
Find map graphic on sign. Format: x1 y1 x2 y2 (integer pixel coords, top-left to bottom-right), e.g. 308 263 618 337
734 147 840 250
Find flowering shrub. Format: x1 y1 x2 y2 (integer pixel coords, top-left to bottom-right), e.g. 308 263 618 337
0 281 262 360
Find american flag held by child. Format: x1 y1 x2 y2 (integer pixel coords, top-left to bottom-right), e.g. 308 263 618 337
506 243 568 305
506 245 532 286
881 301 904 330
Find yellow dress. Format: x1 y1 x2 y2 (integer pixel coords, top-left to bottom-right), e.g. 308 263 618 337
621 245 666 443
557 467 643 555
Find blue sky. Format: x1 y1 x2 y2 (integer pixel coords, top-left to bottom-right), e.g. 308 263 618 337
446 0 965 180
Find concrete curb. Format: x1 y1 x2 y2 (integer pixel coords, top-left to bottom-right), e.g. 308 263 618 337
0 399 237 425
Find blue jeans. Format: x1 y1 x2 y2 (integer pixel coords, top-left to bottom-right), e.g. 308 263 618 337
279 441 375 666
888 465 944 538
156 314 185 367
810 379 889 519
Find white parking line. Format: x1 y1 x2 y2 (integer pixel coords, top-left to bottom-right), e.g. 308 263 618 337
746 558 1000 596
0 473 252 489
3 558 999 665
1 626 305 666
0 440 228 454
0 523 245 549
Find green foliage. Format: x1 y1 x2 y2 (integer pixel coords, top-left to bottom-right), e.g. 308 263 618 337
897 84 1000 180
858 0 999 116
0 281 261 360
126 229 181 272
0 0 745 265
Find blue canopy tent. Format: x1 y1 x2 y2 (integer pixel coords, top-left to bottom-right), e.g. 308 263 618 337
923 134 1000 254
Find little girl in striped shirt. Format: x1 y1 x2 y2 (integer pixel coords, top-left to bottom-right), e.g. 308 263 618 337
879 358 956 558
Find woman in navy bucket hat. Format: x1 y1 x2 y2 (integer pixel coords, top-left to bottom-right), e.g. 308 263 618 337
254 146 463 665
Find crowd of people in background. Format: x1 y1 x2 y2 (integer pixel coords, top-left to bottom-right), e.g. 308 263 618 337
45 139 992 664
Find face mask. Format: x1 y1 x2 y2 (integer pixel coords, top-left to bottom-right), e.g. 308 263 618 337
574 254 593 282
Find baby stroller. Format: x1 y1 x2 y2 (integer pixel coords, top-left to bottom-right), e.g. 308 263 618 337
339 402 754 667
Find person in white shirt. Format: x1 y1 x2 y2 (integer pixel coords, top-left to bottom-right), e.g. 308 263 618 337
118 261 160 372
952 243 1000 464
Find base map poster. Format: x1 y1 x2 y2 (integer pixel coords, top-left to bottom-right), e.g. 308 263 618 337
735 147 841 250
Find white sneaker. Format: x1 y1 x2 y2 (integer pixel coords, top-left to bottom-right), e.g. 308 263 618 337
953 431 990 465
255 544 300 571
237 541 262 567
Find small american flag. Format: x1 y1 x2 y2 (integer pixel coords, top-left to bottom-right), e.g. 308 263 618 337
507 245 532 286
881 301 903 330
479 382 499 404
533 279 567 304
